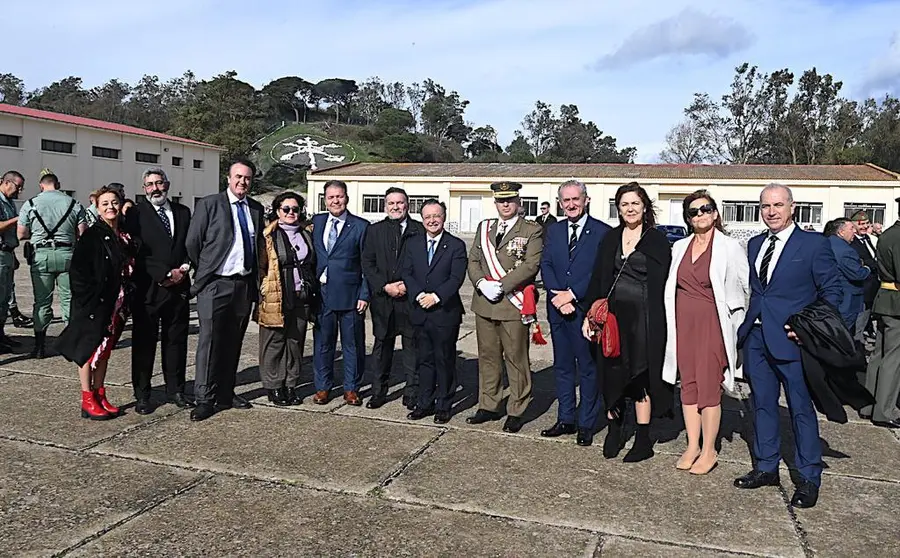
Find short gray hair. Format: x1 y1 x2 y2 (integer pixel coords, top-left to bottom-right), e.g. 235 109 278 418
760 182 793 203
142 167 168 184
557 179 587 198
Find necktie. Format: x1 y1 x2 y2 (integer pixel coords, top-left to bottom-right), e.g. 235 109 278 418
326 218 339 253
759 235 778 288
427 239 436 265
862 235 876 256
158 207 172 237
235 200 253 271
495 221 507 246
568 223 579 253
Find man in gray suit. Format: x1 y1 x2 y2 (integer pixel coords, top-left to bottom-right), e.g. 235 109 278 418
186 159 265 422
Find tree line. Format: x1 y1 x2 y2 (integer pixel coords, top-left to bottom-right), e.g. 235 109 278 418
660 63 900 172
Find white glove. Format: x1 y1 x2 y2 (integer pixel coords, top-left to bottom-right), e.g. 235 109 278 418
478 280 503 301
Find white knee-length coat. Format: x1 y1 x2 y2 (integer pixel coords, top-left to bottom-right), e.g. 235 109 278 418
662 230 750 392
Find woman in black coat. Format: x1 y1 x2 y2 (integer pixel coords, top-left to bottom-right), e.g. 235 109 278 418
56 186 137 420
582 182 673 462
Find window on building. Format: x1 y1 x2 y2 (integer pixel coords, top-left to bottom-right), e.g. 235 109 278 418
0 134 21 148
92 146 120 159
170 196 181 205
318 193 326 212
844 203 885 224
556 201 565 217
793 202 823 225
135 152 159 164
408 195 439 214
42 139 74 154
193 159 203 169
172 156 183 166
520 197 538 217
362 194 385 213
722 201 760 223
608 199 618 220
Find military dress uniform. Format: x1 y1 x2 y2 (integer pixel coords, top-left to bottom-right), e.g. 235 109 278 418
467 182 543 427
18 188 87 350
0 189 19 336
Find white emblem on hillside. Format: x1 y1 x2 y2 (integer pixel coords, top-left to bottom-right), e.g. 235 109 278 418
278 136 345 170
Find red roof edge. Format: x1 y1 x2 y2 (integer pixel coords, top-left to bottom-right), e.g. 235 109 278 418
0 103 224 150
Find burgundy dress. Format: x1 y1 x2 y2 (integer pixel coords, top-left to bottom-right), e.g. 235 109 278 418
675 235 727 410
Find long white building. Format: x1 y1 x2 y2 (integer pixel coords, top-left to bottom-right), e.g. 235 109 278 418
0 103 223 208
309 162 900 237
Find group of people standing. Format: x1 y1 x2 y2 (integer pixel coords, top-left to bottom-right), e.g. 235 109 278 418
4 159 898 513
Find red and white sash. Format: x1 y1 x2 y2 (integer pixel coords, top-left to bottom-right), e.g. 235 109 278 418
480 219 525 310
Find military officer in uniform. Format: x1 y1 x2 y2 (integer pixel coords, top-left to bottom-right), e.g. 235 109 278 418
466 181 543 433
17 171 88 358
0 170 25 351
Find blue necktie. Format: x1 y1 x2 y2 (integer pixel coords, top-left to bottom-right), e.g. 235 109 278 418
158 207 172 237
235 200 253 271
427 239 436 265
327 218 339 253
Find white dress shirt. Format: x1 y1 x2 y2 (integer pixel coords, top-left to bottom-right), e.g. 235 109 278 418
218 189 256 277
319 211 348 284
497 215 519 239
566 212 589 242
856 234 877 259
754 222 796 285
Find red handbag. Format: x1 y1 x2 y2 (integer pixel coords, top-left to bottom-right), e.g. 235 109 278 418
588 298 620 358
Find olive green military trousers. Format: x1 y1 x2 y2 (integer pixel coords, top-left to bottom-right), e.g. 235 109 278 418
30 248 73 332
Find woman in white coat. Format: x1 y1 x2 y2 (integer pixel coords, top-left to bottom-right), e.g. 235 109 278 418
663 190 749 475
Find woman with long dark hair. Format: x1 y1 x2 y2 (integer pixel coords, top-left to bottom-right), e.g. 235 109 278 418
256 192 318 405
582 182 673 462
57 185 137 420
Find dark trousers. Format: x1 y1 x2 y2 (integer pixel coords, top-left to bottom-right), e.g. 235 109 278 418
131 293 190 400
549 313 601 428
313 306 365 392
194 276 252 406
744 326 822 486
416 322 459 412
371 330 417 399
259 309 310 390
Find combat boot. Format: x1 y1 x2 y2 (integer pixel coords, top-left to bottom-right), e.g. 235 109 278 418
10 307 33 328
31 331 46 359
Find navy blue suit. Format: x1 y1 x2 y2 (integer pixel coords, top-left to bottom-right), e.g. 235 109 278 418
829 235 870 332
311 212 371 392
738 226 842 486
540 216 611 428
401 232 467 412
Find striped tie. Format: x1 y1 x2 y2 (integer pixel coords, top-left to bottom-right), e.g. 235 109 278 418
759 235 778 288
568 223 579 253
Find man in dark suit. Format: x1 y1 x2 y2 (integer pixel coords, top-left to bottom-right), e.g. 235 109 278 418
311 180 370 406
185 159 264 422
535 201 557 229
362 187 425 410
849 210 879 343
734 183 842 509
127 168 193 414
824 218 870 333
401 199 467 423
539 180 610 446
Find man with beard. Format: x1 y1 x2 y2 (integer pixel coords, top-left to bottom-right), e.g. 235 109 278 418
126 168 194 414
361 187 425 409
0 171 24 351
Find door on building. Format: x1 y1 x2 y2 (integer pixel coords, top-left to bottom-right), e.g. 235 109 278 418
460 196 482 233
669 198 685 225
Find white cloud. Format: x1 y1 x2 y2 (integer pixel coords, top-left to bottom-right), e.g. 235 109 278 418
860 33 900 95
592 8 755 70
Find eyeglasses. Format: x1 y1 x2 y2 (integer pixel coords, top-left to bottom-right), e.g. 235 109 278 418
687 204 715 218
144 180 167 188
280 206 301 214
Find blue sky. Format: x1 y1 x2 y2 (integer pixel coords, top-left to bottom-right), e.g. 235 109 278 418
3 0 899 162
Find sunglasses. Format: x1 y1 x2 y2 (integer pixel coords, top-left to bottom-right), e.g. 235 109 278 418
280 206 301 214
687 204 715 218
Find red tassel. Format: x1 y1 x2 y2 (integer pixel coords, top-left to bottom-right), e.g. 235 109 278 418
531 322 548 345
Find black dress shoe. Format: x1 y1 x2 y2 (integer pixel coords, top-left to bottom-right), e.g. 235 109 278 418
169 393 195 408
541 422 577 437
135 399 154 415
872 417 900 429
790 479 820 509
603 417 625 459
267 388 290 407
366 395 387 409
466 409 502 424
576 428 594 446
733 470 781 489
402 394 417 410
503 415 525 433
232 395 252 409
407 407 434 420
434 410 451 424
190 404 216 422
286 387 303 405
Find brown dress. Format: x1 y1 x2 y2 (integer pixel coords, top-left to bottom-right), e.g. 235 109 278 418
675 235 727 410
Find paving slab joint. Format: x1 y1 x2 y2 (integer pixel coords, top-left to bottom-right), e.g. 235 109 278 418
51 473 215 557
776 485 815 558
370 428 447 496
583 533 602 557
79 407 189 452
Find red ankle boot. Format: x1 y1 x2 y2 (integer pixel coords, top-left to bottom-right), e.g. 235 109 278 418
81 390 112 420
94 387 120 416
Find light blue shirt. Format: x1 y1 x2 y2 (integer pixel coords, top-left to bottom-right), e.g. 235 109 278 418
217 189 256 276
